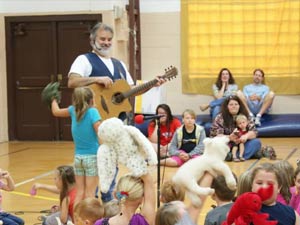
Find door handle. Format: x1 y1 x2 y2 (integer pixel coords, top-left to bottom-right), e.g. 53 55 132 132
50 74 55 82
57 74 63 83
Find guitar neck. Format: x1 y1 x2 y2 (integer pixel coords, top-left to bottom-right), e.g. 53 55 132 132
123 79 158 98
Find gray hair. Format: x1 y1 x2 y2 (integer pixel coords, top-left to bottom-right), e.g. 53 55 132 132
90 22 114 42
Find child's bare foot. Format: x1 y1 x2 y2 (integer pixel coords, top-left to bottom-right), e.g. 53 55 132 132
240 157 245 161
199 104 209 111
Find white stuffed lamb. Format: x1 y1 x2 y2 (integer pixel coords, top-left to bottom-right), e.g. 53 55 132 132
97 117 157 193
172 136 237 206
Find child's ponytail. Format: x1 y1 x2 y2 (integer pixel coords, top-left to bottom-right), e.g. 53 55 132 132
72 87 94 121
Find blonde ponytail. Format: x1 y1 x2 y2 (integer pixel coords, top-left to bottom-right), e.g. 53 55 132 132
72 87 94 121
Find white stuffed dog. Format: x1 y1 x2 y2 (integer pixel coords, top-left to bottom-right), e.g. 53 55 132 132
97 117 157 193
172 136 237 206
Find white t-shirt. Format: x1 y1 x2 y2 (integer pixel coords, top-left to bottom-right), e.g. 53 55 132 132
68 54 134 85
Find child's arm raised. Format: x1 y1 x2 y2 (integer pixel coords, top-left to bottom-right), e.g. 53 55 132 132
188 172 213 224
140 173 155 225
51 99 70 117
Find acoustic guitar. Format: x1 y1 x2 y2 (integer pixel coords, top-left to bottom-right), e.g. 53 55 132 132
89 66 178 120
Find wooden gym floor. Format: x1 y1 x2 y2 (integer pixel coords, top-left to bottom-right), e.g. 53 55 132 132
0 138 299 225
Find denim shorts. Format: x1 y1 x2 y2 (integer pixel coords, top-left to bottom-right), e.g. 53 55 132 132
74 155 98 176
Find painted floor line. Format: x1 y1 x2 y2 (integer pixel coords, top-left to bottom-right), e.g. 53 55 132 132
15 170 54 187
284 148 298 160
11 191 58 201
247 158 260 171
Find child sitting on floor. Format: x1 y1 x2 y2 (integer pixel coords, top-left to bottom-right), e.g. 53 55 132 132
161 109 206 167
160 180 185 203
73 198 104 225
204 174 237 225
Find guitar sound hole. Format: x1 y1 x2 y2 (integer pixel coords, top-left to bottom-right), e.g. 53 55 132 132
112 92 125 104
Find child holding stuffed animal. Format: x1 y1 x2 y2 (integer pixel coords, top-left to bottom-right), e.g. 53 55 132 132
51 87 103 206
231 114 250 162
94 172 155 225
204 174 237 225
223 163 299 225
0 168 24 225
250 163 299 225
161 109 206 167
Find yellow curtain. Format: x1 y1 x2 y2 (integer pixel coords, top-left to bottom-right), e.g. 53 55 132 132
181 0 300 95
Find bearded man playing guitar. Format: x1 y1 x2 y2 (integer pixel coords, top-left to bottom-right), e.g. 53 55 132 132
68 22 171 120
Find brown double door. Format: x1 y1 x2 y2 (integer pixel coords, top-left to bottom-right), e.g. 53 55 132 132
6 14 102 140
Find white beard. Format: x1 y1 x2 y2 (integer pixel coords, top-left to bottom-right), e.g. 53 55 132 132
95 42 111 57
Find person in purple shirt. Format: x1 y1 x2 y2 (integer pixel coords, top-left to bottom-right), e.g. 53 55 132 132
94 173 155 225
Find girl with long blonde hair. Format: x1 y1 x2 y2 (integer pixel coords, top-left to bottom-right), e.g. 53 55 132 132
51 87 101 207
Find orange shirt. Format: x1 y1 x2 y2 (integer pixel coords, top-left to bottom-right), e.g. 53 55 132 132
68 187 77 221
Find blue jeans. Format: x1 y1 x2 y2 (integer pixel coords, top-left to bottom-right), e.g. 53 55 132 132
247 100 271 115
231 138 261 160
0 212 24 225
210 98 225 120
100 167 119 203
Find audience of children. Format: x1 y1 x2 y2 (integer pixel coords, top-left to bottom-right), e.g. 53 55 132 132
31 165 76 225
73 198 104 225
8 80 298 225
204 174 237 225
0 168 24 225
161 109 206 167
15 154 300 225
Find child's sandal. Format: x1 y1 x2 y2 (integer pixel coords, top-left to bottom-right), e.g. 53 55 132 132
240 157 245 161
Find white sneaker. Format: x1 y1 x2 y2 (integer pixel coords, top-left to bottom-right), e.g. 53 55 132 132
249 115 255 122
255 117 261 126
